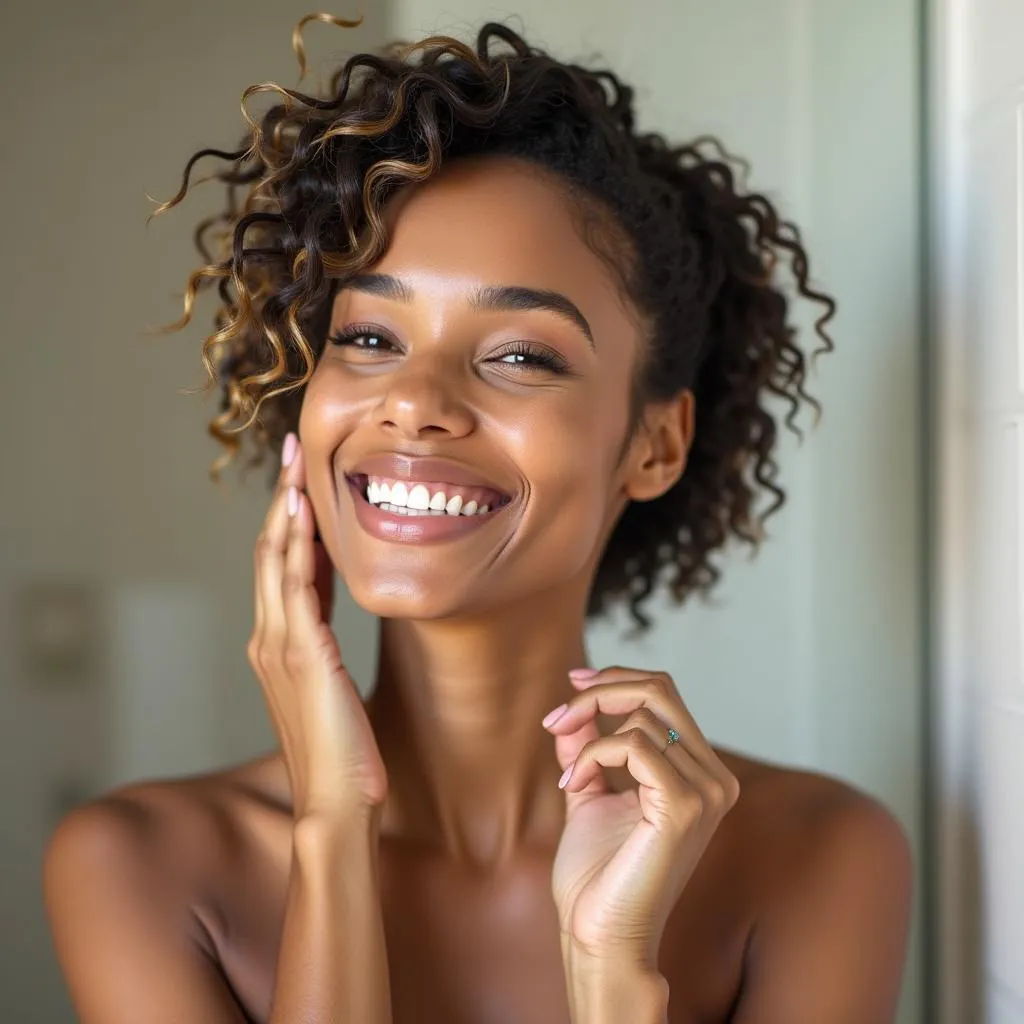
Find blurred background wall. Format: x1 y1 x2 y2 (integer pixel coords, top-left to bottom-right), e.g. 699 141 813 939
0 2 923 1021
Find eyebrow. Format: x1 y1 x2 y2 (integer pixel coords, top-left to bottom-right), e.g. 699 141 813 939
342 273 595 349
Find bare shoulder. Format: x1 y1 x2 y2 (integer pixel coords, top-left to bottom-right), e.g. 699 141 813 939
704 749 914 1019
41 753 294 1022
43 752 289 950
714 743 913 883
47 750 285 851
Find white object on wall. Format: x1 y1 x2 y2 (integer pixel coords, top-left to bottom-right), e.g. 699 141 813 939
105 581 220 787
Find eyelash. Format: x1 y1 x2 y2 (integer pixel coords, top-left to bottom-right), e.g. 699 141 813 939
326 325 571 374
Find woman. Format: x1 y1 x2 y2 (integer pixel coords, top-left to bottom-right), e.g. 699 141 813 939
43 14 913 1024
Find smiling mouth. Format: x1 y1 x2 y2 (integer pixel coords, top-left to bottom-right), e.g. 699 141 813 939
345 473 513 518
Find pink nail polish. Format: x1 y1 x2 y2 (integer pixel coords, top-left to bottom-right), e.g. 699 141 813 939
282 433 297 467
542 703 568 728
568 667 599 679
558 763 574 789
287 486 298 517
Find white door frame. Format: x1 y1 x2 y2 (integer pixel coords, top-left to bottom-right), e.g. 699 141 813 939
928 0 980 1020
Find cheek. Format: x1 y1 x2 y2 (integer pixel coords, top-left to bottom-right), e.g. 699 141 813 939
297 367 359 514
506 393 627 560
298 369 344 446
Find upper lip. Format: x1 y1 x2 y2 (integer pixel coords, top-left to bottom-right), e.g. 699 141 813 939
345 453 513 497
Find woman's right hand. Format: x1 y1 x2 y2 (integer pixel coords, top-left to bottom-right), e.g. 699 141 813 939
248 432 388 823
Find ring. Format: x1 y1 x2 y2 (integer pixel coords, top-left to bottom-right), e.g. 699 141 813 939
663 727 680 752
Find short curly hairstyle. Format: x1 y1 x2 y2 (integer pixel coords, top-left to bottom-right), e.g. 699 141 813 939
153 13 835 634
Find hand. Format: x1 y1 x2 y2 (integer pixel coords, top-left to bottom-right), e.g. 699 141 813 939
247 432 387 822
545 666 740 966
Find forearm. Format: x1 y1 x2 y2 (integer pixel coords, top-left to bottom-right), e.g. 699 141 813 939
561 934 669 1024
268 813 391 1024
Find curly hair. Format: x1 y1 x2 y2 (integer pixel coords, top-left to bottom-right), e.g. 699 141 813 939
152 12 835 634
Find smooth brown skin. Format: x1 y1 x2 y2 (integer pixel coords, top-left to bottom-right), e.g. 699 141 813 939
43 156 914 1023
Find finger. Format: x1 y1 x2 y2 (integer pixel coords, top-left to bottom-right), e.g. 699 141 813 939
569 665 658 690
281 487 361 751
560 730 692 829
612 708 708 787
543 675 603 788
282 486 326 656
255 436 307 639
546 674 717 773
553 714 603 795
546 677 684 736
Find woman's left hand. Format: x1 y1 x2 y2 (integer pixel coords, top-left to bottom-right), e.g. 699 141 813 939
545 666 741 967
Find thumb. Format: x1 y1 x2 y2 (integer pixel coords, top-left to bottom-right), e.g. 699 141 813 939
554 715 606 808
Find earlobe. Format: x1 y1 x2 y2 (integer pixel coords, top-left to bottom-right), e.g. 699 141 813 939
624 390 695 503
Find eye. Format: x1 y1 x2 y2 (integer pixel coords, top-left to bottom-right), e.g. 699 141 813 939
327 325 398 353
488 341 570 374
326 327 571 375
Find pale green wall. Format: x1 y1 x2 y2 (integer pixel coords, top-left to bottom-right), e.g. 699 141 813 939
0 1 923 1020
385 2 924 1021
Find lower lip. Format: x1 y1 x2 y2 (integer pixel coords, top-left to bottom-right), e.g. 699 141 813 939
345 476 510 544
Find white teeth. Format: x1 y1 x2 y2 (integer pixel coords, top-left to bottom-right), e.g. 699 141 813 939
363 478 503 517
376 502 453 517
407 484 431 510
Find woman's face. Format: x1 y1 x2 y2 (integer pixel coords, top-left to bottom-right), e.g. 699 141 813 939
299 155 656 621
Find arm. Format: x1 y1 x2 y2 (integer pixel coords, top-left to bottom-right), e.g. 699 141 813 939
731 796 914 1024
268 811 391 1023
43 800 249 1024
44 800 392 1024
561 933 670 1024
251 432 394 1022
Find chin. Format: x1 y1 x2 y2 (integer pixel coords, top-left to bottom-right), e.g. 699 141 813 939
342 573 479 622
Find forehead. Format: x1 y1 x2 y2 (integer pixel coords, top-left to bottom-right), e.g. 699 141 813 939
357 155 638 336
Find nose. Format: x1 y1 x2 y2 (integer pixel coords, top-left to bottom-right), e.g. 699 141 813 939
374 352 475 440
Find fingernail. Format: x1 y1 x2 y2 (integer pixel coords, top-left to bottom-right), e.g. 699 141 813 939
282 432 297 467
287 486 298 517
568 667 599 679
558 763 574 789
542 703 569 728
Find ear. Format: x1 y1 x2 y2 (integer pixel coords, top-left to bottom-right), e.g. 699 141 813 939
623 389 695 502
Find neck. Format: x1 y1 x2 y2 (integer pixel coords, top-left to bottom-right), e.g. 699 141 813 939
365 586 590 868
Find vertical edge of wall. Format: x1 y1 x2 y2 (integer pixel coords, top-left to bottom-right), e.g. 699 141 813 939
927 0 981 1020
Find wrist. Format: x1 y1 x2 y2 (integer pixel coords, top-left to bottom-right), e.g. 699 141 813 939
294 798 382 835
292 807 381 865
561 935 669 1024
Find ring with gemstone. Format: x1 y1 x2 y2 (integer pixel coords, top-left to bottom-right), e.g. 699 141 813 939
663 727 680 752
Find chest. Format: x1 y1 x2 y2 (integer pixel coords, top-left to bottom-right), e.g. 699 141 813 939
383 897 747 1024
216 840 750 1024
381 852 571 1024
